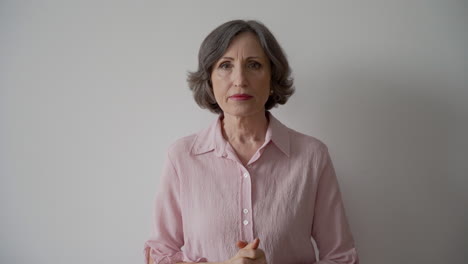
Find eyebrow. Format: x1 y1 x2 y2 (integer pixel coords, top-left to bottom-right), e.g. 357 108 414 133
221 56 263 60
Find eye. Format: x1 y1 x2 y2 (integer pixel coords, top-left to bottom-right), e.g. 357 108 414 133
219 61 233 70
247 61 262 69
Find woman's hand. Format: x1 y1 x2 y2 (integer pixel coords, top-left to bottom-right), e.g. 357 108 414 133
223 238 267 264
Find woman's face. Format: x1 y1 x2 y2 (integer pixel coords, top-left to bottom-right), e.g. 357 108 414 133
211 32 271 117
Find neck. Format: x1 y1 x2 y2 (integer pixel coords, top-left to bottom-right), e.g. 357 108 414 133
221 111 269 145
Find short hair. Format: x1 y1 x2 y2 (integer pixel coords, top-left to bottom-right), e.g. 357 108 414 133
187 19 295 114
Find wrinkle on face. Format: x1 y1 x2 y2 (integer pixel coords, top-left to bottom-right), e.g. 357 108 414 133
210 32 271 118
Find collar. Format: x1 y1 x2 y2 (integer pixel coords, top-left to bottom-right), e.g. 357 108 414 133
190 111 290 157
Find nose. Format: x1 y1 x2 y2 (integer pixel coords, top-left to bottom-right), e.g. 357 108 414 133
233 65 247 87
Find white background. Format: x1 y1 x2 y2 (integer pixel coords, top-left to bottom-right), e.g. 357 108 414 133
1 1 467 263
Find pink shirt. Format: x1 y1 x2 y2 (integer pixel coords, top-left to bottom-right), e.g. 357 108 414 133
144 112 359 264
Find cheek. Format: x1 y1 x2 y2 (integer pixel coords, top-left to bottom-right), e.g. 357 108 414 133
212 67 231 79
254 70 270 84
212 75 230 93
257 75 271 93
211 79 227 101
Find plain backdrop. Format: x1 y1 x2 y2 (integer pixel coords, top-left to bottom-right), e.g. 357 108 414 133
1 1 467 263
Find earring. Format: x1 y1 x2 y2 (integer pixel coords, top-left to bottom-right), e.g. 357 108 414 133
270 90 274 95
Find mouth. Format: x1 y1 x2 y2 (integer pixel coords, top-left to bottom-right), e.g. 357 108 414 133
229 94 253 101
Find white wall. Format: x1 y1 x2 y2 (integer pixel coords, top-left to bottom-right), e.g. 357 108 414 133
1 1 467 263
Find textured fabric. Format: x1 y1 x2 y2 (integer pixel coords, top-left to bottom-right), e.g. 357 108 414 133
143 112 359 264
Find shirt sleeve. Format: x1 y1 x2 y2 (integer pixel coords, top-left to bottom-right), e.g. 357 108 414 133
311 145 360 264
143 151 206 264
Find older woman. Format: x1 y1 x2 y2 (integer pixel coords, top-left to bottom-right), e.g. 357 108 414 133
144 20 359 264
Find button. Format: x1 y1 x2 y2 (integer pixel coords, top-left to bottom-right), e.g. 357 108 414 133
243 173 249 178
243 220 249 225
243 209 249 214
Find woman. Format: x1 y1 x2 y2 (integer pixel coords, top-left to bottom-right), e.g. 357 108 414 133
144 20 359 264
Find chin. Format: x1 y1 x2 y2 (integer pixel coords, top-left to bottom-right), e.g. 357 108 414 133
223 107 265 117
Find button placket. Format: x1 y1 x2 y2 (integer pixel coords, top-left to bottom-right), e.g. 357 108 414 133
240 168 254 242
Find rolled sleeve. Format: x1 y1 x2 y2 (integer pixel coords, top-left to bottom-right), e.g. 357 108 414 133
312 145 360 264
143 151 206 264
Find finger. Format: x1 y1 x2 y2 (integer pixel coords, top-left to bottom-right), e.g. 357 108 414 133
236 240 248 249
252 238 260 249
243 238 260 250
233 258 255 264
236 248 257 260
237 248 266 260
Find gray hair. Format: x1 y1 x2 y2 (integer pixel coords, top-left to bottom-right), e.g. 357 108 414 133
187 19 294 114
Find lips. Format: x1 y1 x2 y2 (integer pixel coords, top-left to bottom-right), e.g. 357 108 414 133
229 94 253 100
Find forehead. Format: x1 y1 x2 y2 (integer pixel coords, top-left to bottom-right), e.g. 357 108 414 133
223 31 267 57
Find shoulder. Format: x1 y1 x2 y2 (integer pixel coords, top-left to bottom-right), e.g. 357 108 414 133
166 133 198 160
286 126 328 153
165 121 213 157
163 117 218 165
285 127 332 171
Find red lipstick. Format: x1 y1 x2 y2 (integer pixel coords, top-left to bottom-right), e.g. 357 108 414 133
229 94 252 101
